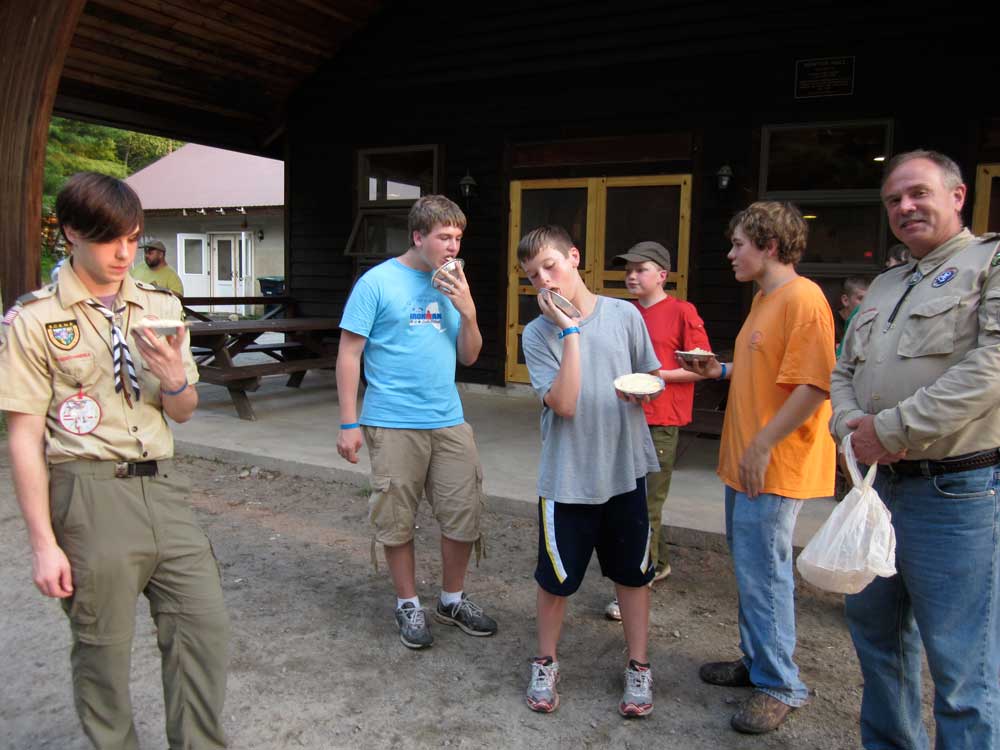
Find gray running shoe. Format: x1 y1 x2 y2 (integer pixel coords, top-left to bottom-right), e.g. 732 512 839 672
433 595 498 636
619 660 653 717
526 658 560 713
395 602 433 649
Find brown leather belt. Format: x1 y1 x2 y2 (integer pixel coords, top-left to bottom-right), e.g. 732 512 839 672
885 449 1000 477
114 460 159 478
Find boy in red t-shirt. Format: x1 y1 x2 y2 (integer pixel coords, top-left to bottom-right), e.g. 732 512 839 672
604 241 711 620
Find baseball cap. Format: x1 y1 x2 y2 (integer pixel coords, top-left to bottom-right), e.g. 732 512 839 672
613 241 671 271
141 239 167 253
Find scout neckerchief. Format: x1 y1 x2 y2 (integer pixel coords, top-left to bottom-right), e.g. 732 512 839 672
85 298 140 401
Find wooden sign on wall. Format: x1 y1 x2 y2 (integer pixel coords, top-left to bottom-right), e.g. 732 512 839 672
794 56 855 99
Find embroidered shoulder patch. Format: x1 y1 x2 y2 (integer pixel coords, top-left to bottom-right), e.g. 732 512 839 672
991 250 1000 268
45 320 80 351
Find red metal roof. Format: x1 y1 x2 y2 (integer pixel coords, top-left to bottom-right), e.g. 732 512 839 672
125 143 283 210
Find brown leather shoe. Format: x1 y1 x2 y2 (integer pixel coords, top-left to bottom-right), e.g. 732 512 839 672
699 659 752 687
731 691 796 734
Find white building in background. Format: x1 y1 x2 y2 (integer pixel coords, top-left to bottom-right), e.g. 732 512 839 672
126 143 285 312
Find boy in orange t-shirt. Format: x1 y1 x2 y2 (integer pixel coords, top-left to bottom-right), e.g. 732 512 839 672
680 202 835 735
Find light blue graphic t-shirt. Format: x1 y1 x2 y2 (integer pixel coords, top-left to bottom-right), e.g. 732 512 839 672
340 258 464 428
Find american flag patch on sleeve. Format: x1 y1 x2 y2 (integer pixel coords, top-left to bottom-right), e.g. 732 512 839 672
2 306 21 326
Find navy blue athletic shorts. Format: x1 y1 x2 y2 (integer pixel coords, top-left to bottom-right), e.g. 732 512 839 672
534 478 654 596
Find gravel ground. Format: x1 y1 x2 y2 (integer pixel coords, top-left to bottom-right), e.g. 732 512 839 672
0 449 934 749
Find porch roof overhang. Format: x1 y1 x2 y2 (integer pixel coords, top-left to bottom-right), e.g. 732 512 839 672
55 0 384 157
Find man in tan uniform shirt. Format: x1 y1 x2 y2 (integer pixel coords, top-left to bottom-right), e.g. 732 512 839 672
831 150 1000 749
0 172 228 749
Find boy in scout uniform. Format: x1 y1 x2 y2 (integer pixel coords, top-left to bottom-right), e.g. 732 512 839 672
831 150 1000 749
0 172 229 749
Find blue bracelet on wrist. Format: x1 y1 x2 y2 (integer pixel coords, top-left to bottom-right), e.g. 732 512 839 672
558 326 580 339
716 363 727 381
340 422 361 430
160 378 188 396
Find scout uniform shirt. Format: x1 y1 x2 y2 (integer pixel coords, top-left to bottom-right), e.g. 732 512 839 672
0 259 199 464
831 229 1000 461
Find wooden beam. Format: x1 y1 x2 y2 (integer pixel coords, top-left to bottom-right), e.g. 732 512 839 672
0 0 86 309
74 16 294 88
88 0 320 72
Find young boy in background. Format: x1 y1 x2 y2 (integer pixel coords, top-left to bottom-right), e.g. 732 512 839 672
518 225 661 717
604 241 711 621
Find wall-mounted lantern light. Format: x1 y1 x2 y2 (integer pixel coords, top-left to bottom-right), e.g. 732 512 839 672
459 169 478 207
716 164 734 191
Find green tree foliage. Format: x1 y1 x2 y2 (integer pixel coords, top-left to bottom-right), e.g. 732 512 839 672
41 118 182 275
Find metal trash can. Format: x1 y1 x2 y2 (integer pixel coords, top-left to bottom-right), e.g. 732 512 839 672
257 276 285 316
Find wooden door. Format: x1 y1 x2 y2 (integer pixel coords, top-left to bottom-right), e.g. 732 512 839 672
505 174 692 383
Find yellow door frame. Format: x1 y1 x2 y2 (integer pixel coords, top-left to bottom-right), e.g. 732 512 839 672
505 173 693 383
972 163 1000 235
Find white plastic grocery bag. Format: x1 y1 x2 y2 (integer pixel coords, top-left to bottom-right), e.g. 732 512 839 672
796 434 897 594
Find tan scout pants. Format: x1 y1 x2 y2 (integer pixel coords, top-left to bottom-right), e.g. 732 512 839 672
49 460 229 750
647 425 679 570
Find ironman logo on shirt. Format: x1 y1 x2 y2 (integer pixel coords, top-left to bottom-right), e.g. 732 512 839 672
409 301 446 332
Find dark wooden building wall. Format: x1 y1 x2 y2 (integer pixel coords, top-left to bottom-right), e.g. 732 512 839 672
286 0 996 384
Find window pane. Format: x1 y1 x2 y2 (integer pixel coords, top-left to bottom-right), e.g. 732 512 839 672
184 239 204 274
363 214 410 256
520 188 588 267
386 180 422 201
604 185 681 271
800 205 883 264
518 293 541 328
361 149 434 203
217 239 233 279
766 124 887 191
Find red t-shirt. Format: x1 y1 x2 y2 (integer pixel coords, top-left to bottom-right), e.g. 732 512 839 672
635 296 711 427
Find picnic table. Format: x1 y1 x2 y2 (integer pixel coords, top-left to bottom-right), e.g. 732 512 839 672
186 316 340 421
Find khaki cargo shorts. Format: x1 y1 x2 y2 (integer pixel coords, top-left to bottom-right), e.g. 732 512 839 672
363 422 484 547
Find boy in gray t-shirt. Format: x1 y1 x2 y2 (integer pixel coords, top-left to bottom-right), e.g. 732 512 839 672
517 225 661 718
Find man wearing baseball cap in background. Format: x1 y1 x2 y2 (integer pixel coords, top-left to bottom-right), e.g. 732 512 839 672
603 241 712 621
132 238 184 296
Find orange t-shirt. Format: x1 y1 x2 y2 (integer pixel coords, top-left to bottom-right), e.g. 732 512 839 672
717 276 836 499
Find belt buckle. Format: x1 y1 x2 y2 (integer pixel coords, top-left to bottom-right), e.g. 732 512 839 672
114 462 130 478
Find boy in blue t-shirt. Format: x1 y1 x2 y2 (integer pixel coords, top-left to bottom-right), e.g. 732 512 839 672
336 195 497 650
518 225 662 717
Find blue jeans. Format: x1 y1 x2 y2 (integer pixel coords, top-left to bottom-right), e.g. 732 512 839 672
845 465 1000 750
724 486 810 707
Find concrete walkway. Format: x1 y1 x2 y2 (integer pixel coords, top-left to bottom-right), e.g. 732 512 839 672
174 370 837 551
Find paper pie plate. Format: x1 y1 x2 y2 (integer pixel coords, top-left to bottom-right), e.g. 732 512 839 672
539 288 582 319
133 319 188 336
613 373 664 396
431 258 465 288
676 348 716 361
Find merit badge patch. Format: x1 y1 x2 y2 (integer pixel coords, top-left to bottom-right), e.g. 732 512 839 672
931 267 958 288
45 320 80 351
58 393 102 435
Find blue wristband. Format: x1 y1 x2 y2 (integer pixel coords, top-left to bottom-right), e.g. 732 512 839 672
716 363 727 381
340 422 361 430
160 378 188 396
558 326 580 339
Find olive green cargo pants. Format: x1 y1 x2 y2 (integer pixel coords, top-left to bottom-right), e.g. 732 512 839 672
49 460 229 750
647 425 679 571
